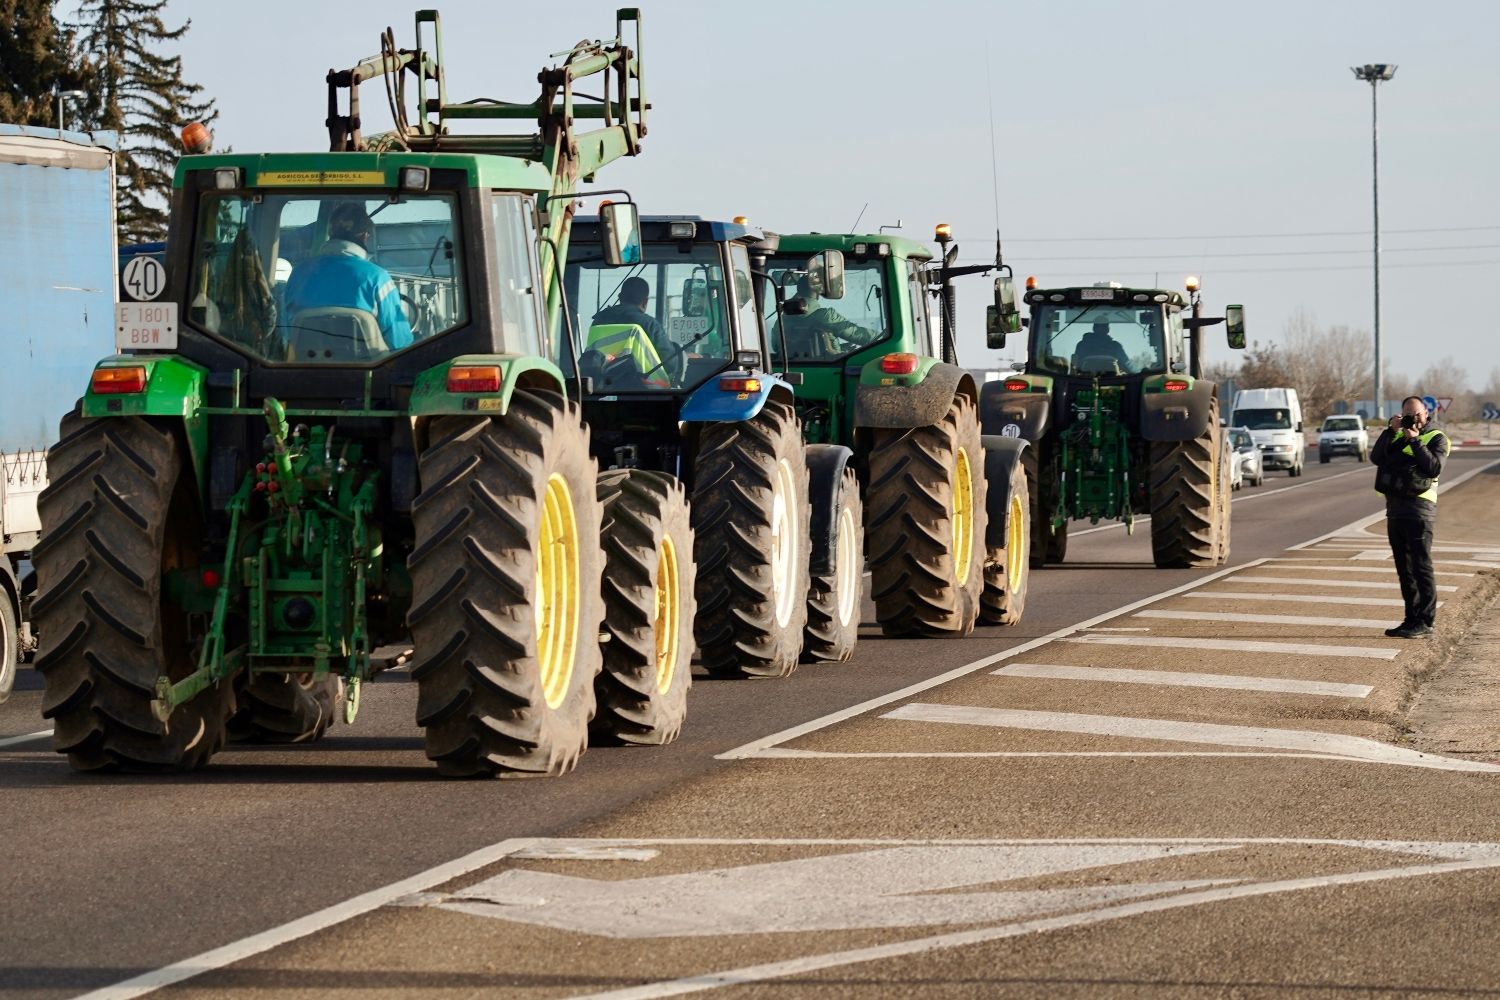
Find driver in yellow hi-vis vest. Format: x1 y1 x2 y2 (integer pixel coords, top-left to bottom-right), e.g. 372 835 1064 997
1371 395 1449 638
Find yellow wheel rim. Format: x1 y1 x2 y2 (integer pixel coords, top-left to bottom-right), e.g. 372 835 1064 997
1007 492 1025 589
654 532 680 694
952 447 974 586
536 472 580 710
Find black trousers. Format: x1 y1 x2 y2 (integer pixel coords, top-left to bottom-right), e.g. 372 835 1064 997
1387 517 1437 626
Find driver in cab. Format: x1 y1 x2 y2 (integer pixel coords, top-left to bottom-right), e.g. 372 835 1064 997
1071 322 1131 374
780 277 876 356
285 202 413 350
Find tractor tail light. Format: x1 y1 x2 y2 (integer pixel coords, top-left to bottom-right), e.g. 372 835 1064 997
447 365 502 393
1163 379 1190 392
719 376 761 393
881 353 919 375
1003 378 1029 391
92 366 147 394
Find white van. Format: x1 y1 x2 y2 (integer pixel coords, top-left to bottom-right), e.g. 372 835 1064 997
1231 388 1304 477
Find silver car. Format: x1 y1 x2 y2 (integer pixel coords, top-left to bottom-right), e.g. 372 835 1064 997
1229 425 1263 488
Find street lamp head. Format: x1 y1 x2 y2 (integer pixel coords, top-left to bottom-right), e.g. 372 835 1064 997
59 90 86 101
1352 64 1397 82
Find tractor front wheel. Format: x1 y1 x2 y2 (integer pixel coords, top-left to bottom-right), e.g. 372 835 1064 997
408 391 603 778
803 465 863 662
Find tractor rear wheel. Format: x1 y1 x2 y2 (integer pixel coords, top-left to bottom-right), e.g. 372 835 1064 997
693 399 811 678
0 594 16 705
867 394 987 637
1212 430 1232 566
229 674 342 743
803 465 863 662
593 469 695 745
980 456 1030 626
1021 446 1066 567
34 410 233 771
408 391 603 778
1149 399 1219 568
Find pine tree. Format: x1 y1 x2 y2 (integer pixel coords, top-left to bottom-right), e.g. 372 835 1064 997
0 0 77 126
71 0 216 242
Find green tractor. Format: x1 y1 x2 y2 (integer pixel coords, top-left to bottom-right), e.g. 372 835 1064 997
34 9 653 776
757 225 1031 647
981 279 1246 569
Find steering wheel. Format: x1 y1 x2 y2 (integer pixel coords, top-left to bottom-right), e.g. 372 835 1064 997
400 293 424 339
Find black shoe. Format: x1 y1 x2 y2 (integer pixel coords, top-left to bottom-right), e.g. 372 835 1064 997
1391 623 1434 639
1384 622 1413 638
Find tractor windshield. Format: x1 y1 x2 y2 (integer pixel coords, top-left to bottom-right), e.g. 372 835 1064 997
762 257 889 363
186 190 474 363
565 241 748 392
1031 304 1165 377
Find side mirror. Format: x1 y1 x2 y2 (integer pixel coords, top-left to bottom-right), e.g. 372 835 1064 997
994 275 1021 334
805 249 845 300
985 306 1006 349
599 201 642 267
1224 303 1246 350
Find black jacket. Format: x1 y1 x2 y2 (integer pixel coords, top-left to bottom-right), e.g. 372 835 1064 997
1372 426 1448 519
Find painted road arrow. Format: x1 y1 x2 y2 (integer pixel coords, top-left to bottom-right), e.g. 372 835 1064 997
407 843 1238 937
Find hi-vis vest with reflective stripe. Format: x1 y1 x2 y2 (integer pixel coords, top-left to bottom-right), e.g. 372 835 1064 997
586 323 670 388
1399 428 1445 502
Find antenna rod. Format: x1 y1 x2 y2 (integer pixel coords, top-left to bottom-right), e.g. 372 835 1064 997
985 46 1003 264
849 202 869 233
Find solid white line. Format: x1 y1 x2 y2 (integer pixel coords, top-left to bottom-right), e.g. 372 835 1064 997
0 729 52 749
1183 590 1427 609
1264 560 1475 577
1230 575 1458 592
564 854 1500 1000
1064 635 1397 659
992 662 1372 698
882 704 1500 773
73 838 540 1000
751 748 1379 761
1133 609 1393 629
713 559 1265 761
1285 458 1500 550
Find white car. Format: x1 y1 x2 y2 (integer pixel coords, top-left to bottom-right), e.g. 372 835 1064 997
1318 415 1370 463
1228 425 1263 488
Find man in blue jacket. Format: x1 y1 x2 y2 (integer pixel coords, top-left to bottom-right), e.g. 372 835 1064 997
286 202 413 350
1371 395 1449 638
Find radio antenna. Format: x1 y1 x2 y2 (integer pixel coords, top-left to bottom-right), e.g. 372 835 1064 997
849 202 869 234
985 46 1005 269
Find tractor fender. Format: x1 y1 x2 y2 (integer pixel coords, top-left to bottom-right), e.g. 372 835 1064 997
980 435 1029 549
81 354 209 501
409 354 567 418
679 373 795 424
804 443 855 575
980 381 1050 444
854 361 975 429
1139 378 1216 442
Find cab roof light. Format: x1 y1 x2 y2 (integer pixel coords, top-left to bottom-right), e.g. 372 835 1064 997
1154 293 1169 302
400 166 430 192
447 365 502 393
1025 275 1039 290
852 242 869 255
881 352 920 375
1163 378 1190 392
180 122 212 154
213 167 241 190
732 215 751 226
934 222 952 242
1003 378 1029 391
92 365 148 395
668 221 697 238
1185 275 1201 293
1132 293 1149 302
719 376 761 393
876 243 890 257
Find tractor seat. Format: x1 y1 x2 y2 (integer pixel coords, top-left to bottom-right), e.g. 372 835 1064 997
286 307 390 362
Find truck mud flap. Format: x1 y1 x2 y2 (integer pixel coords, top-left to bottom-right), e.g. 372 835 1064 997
981 435 1028 548
1140 381 1215 442
980 382 1049 443
805 443 855 575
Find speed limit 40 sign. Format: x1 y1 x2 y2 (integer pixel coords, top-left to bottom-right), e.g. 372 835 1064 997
120 255 166 301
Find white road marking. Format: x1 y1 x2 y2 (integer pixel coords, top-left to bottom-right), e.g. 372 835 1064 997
753 749 1383 761
1133 609 1394 629
1283 459 1500 553
1351 550 1500 568
882 705 1500 773
417 844 1235 937
993 662 1372 698
1184 590 1433 609
556 838 1500 1000
0 729 52 749
1080 626 1152 632
1230 575 1458 592
715 559 1262 760
1065 635 1398 659
1264 560 1475 577
1314 543 1500 556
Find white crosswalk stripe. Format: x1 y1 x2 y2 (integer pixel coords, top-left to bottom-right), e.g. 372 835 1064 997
1184 591 1436 609
993 663 1372 698
1133 609 1393 629
1229 575 1458 592
1064 635 1398 659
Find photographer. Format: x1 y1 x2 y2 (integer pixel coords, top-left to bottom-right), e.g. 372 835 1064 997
1371 396 1449 638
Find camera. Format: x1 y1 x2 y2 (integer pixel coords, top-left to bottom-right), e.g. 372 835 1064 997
1401 414 1418 429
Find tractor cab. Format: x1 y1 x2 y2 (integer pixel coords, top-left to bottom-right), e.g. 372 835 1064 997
1022 284 1185 381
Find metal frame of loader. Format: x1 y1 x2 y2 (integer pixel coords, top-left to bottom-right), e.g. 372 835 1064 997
760 227 1031 639
33 8 656 777
980 280 1245 569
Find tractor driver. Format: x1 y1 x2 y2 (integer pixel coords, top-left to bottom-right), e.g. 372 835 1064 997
285 202 414 350
1072 322 1132 374
591 276 673 360
779 277 876 357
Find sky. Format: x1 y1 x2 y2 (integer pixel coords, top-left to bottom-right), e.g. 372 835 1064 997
126 1 1500 388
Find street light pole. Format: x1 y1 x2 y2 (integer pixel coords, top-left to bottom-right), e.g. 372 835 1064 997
52 86 87 134
1352 63 1396 420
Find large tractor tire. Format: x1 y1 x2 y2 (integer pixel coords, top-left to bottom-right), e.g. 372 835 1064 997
228 674 342 744
593 469 695 745
1149 400 1220 569
34 410 233 771
980 456 1030 626
0 593 16 705
693 399 811 678
803 465 863 663
1021 447 1067 567
867 393 987 637
408 390 603 778
1213 432 1233 566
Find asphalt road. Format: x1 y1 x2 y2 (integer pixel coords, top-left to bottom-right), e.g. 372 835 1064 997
4 451 1499 999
